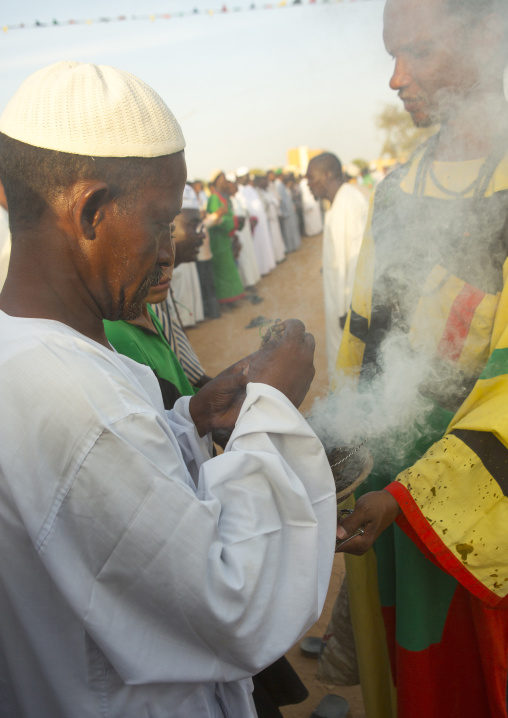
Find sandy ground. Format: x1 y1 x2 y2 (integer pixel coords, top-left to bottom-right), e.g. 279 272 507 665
187 234 365 718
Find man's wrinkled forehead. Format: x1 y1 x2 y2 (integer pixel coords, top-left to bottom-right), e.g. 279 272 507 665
383 0 457 51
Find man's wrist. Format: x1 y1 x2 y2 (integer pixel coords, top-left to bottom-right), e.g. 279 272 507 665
188 395 209 437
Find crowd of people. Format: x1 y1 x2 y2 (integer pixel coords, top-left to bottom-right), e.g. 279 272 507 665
162 167 322 332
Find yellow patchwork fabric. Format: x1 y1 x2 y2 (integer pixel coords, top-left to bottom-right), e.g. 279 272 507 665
397 314 508 599
398 432 508 599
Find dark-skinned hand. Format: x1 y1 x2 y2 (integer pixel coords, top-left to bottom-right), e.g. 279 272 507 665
244 318 315 409
189 319 315 436
335 490 402 554
189 360 249 437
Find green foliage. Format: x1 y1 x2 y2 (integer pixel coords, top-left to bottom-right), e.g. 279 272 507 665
375 104 435 160
351 158 369 171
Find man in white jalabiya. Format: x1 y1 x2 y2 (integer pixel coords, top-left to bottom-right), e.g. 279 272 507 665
225 172 261 290
191 179 221 319
300 176 323 237
252 170 286 264
307 152 367 380
268 169 302 253
170 185 204 328
236 167 276 276
0 61 336 718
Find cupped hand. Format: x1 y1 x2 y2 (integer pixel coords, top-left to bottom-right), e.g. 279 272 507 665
335 490 401 554
188 319 315 436
246 318 315 408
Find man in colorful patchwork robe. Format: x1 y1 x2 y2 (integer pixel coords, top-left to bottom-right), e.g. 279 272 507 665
334 0 508 716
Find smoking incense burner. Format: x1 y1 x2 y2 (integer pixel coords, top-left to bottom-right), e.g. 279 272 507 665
327 440 373 505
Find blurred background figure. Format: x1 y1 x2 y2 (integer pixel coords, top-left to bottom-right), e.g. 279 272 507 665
207 169 245 306
170 192 205 327
226 172 261 291
268 168 301 253
300 175 323 237
191 179 221 320
252 169 286 264
152 184 212 388
236 167 276 277
307 152 367 380
0 181 10 291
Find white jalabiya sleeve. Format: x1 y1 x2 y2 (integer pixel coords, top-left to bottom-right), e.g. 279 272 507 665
32 381 336 685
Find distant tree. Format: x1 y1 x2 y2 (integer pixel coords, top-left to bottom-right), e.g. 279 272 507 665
352 158 369 171
375 104 435 161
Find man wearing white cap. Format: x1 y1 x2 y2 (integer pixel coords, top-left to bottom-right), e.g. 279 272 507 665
0 61 336 718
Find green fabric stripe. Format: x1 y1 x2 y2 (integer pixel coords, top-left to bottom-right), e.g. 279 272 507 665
359 400 457 651
480 347 508 380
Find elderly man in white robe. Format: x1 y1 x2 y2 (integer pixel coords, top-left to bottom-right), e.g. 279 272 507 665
307 152 368 381
0 62 337 718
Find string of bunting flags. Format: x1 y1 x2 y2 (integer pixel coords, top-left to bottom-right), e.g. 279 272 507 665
2 0 378 34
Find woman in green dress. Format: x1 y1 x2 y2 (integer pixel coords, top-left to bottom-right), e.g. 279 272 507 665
207 170 245 304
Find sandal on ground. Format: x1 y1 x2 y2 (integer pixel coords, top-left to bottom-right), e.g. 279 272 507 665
310 694 349 718
299 636 323 658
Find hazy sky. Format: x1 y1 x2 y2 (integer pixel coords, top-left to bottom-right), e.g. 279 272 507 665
0 0 396 178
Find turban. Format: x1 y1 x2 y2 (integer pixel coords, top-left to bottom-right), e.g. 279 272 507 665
0 61 185 158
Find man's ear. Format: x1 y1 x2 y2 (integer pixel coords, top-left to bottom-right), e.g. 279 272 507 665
71 182 110 240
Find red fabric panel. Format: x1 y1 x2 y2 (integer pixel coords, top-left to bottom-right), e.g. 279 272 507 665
437 283 485 362
394 585 508 718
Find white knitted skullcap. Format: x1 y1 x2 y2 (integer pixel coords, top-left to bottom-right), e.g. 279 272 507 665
236 166 249 178
225 172 236 182
0 60 185 158
181 184 200 210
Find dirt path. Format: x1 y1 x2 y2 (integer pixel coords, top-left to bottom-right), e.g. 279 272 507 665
187 235 365 718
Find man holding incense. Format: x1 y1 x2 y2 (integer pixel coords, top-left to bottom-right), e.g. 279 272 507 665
0 61 336 718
